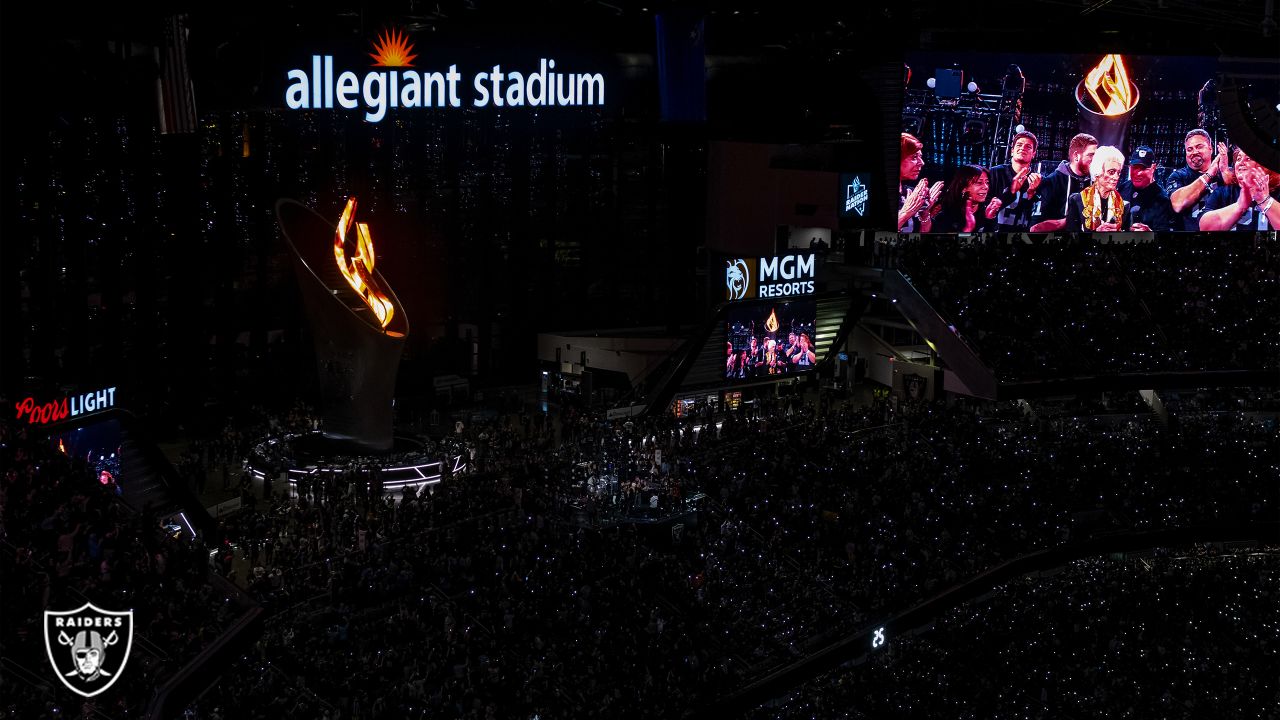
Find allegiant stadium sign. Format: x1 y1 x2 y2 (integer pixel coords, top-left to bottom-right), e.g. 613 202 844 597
285 29 605 122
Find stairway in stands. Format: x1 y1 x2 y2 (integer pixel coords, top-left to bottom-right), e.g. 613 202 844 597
118 423 179 515
113 412 216 537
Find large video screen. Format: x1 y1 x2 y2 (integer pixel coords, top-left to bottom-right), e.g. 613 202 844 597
896 52 1278 233
725 300 817 380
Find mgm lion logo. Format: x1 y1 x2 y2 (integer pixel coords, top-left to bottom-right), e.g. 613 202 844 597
44 603 134 697
725 259 751 301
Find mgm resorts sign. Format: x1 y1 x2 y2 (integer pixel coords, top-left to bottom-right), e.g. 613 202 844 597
285 29 605 123
725 253 816 301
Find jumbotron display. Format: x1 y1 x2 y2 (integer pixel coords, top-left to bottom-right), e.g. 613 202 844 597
896 52 1280 233
725 300 817 380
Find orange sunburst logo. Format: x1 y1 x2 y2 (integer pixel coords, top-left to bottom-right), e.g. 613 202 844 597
369 28 417 68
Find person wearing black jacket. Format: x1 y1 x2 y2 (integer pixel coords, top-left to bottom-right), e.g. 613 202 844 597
933 165 1001 233
1165 129 1236 231
987 131 1042 231
1030 133 1097 232
1117 146 1176 232
1199 148 1280 231
1065 145 1132 231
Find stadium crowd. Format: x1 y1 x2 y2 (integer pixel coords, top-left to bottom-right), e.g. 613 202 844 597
888 239 1279 379
0 420 246 720
3 381 1275 719
751 547 1280 719
179 391 1274 719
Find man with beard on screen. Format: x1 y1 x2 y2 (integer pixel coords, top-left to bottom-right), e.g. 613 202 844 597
1030 133 1096 232
1165 129 1236 231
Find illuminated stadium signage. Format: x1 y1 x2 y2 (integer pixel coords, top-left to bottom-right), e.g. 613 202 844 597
845 176 869 216
14 387 117 426
724 253 816 301
285 29 605 122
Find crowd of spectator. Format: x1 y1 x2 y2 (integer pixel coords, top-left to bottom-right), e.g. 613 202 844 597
888 238 1279 379
178 391 1274 719
752 546 1280 719
3 375 1275 720
0 420 246 720
176 402 320 497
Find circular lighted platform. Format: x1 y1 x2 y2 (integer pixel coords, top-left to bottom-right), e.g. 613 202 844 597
246 431 467 492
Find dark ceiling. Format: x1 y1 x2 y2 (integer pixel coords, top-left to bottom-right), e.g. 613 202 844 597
3 0 1277 55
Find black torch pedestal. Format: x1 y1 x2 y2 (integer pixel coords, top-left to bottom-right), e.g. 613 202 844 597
1076 80 1141 151
276 199 409 452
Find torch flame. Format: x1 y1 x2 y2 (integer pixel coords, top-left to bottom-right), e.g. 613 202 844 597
369 29 417 68
765 309 780 334
334 197 396 329
1083 54 1135 116
58 438 66 454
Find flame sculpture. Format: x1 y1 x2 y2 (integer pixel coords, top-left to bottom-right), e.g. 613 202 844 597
1082 54 1136 116
369 29 418 68
765 308 780 334
334 197 396 329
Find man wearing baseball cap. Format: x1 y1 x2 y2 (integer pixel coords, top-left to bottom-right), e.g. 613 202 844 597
1118 146 1176 232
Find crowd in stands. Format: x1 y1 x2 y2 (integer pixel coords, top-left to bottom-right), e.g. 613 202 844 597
179 391 1274 719
176 402 320 497
3 380 1275 719
887 238 1279 380
751 547 1280 719
0 420 246 720
1161 385 1280 413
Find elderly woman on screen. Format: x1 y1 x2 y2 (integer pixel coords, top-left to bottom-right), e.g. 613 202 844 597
1065 145 1137 232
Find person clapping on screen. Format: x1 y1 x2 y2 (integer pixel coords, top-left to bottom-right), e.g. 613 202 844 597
1198 148 1280 231
1065 146 1132 232
988 131 1042 231
898 133 944 232
933 165 1001 233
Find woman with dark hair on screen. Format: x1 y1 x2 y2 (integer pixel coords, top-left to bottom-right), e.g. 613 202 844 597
898 133 944 232
932 165 1003 233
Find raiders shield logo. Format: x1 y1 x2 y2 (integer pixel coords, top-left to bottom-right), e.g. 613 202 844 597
44 603 134 698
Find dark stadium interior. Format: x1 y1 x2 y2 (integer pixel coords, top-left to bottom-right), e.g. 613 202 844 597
1 2 1278 719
